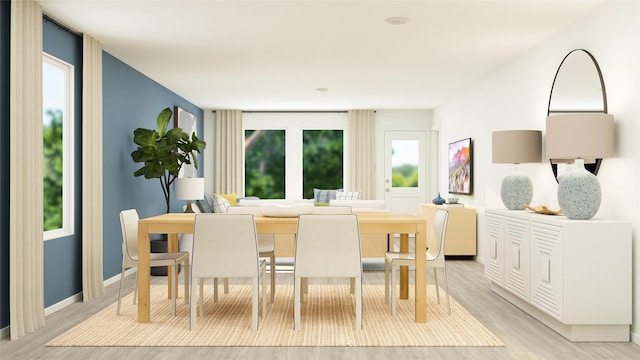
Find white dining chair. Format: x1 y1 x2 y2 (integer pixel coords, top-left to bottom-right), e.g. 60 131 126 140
227 206 276 303
190 213 267 331
118 209 190 316
384 209 450 315
294 214 362 330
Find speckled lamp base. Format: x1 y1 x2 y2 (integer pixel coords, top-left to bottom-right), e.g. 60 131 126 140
501 174 533 210
557 159 601 220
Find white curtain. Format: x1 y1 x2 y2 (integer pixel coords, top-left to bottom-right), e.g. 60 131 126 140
82 34 105 301
347 110 376 199
214 110 243 193
9 0 45 339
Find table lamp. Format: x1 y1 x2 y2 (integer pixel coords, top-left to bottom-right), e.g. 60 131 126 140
546 113 614 219
175 177 204 213
492 130 542 210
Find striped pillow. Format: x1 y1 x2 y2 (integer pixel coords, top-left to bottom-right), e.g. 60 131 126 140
336 191 360 200
212 195 230 213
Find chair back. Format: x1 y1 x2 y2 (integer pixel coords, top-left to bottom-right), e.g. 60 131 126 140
427 209 449 266
312 206 352 214
119 209 140 264
295 214 362 277
226 206 275 251
191 213 260 278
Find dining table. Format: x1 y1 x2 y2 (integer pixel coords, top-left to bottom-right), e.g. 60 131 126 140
136 212 428 323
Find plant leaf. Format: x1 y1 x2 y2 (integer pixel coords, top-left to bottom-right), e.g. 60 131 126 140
156 107 172 137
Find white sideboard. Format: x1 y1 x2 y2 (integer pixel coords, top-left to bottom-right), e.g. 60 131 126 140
484 209 631 341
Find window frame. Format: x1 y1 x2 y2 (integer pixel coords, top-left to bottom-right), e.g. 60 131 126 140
242 112 348 199
42 52 75 241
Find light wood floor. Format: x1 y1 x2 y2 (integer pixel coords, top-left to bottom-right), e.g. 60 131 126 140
1 260 639 359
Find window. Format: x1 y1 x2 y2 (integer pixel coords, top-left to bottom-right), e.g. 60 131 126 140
243 113 347 199
43 53 74 240
391 139 419 188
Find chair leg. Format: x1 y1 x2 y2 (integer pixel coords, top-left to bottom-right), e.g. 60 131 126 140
355 277 362 330
350 277 355 294
270 253 276 303
117 267 126 315
184 261 190 305
443 264 451 315
171 263 178 316
384 257 390 305
252 277 259 331
190 277 198 330
294 276 301 330
434 267 441 304
198 278 204 317
261 263 267 317
391 261 397 315
132 268 138 305
213 278 219 303
224 278 229 294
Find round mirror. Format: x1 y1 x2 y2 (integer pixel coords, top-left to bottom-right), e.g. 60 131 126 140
547 49 607 181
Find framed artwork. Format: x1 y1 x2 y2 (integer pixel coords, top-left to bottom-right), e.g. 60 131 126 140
174 106 198 178
448 137 473 195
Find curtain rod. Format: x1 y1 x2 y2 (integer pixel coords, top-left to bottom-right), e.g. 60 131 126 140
43 14 82 37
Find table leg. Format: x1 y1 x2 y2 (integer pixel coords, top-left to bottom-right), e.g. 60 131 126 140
399 233 409 299
167 233 179 299
137 223 151 323
414 223 427 323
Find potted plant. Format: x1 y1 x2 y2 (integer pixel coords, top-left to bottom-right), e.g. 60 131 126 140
131 107 206 213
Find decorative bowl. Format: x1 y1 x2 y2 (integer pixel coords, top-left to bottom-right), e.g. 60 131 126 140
447 197 459 204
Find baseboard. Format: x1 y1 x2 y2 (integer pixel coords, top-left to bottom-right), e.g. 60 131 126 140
0 269 137 340
631 330 640 345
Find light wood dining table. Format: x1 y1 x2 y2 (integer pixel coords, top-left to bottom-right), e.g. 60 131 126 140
136 212 428 323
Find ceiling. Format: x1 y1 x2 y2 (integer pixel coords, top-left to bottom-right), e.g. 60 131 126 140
39 0 606 111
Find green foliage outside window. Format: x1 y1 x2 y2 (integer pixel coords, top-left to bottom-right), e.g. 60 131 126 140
302 130 343 199
245 130 286 199
43 109 63 231
392 164 418 187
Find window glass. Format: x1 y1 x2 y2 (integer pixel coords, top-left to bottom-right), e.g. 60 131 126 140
244 129 285 199
302 130 343 199
43 53 74 239
391 139 418 188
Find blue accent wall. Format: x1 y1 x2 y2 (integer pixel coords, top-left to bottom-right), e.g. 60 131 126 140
0 0 11 331
42 18 84 309
0 9 204 332
102 53 204 280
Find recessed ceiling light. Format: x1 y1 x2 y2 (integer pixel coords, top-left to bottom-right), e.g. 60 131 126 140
315 87 329 92
385 17 409 25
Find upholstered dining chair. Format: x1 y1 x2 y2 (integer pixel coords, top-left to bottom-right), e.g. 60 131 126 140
118 209 190 316
190 213 267 331
227 206 276 303
294 214 362 330
384 209 450 315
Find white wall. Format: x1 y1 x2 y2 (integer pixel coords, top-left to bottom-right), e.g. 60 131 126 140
434 0 639 343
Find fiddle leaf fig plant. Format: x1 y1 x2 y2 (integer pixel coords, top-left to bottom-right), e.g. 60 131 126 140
131 107 206 213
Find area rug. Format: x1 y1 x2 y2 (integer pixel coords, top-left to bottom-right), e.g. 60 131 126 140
46 284 503 347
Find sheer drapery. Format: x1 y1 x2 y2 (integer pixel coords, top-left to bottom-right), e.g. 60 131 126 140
214 110 243 194
347 110 375 199
82 34 105 302
9 0 46 339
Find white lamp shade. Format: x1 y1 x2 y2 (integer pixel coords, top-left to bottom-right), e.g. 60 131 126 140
492 130 542 164
175 177 204 200
546 113 614 162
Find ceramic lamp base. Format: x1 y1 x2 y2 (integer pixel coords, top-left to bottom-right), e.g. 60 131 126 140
557 159 601 220
501 173 533 210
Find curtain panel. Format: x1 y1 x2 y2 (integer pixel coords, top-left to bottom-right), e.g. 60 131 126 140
347 110 376 199
214 110 243 194
9 0 46 339
81 34 105 302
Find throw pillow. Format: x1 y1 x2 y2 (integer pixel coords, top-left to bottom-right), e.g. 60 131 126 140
212 195 231 213
213 192 238 206
336 191 360 200
196 192 215 213
313 188 343 204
